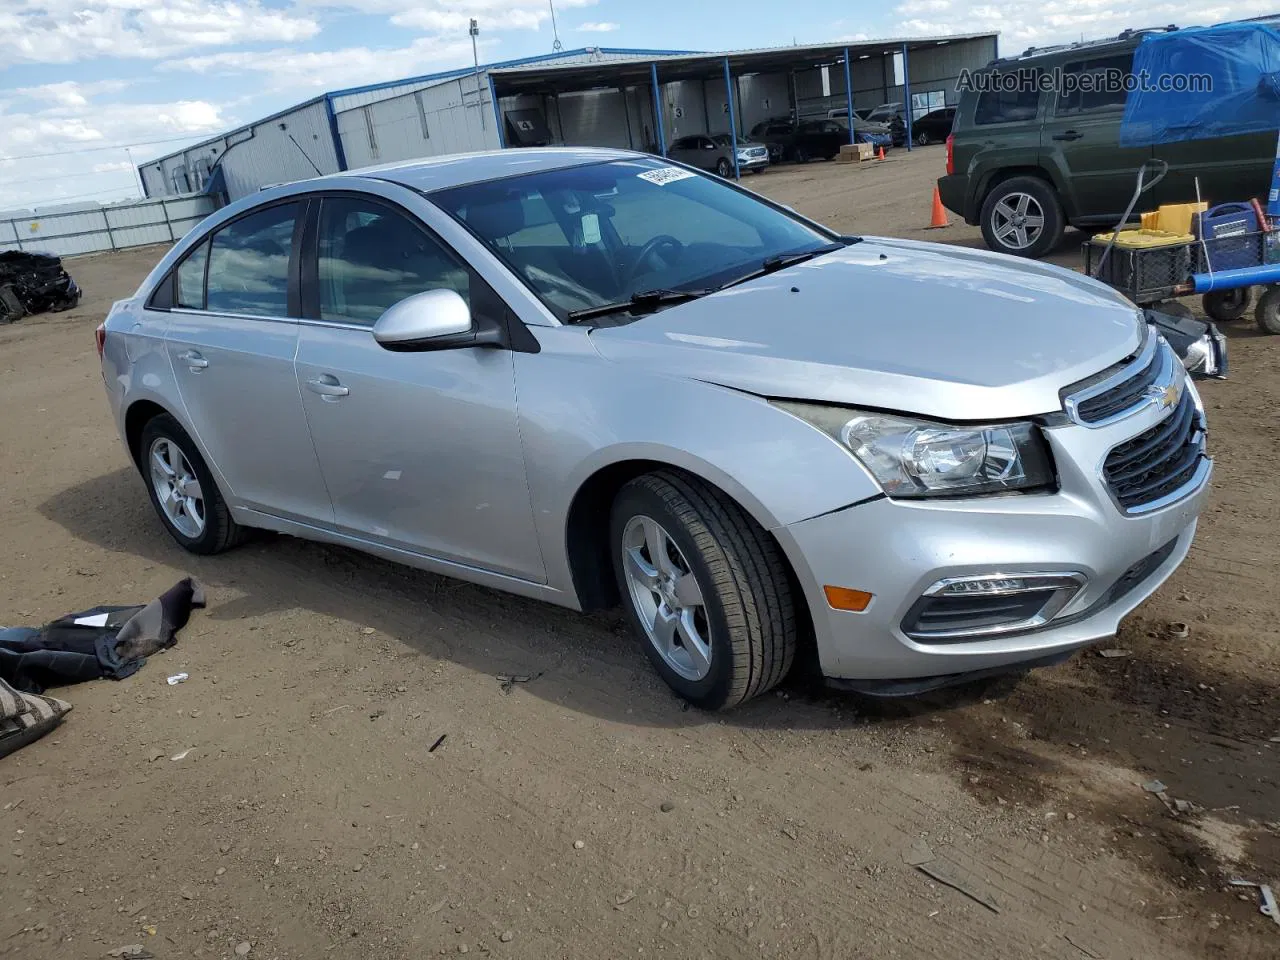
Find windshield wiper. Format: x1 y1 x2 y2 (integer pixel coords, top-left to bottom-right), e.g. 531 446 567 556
566 288 711 323
717 241 854 291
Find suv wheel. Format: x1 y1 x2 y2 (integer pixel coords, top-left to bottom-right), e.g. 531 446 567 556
715 158 731 178
980 177 1064 259
610 471 796 710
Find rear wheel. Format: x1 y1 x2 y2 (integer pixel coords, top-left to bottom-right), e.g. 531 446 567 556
980 177 1064 259
139 413 244 555
610 471 796 710
1203 287 1252 322
1254 286 1280 335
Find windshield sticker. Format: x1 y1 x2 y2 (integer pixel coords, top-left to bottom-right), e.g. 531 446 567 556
637 166 697 186
580 213 601 244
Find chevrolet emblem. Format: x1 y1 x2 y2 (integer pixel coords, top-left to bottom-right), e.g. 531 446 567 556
1145 382 1180 410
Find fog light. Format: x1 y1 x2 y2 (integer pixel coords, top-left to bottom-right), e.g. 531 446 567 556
903 572 1086 642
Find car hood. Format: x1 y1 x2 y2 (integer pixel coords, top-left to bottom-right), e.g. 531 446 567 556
588 237 1143 421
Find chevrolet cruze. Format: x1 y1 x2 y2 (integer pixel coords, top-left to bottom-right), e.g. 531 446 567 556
98 148 1211 709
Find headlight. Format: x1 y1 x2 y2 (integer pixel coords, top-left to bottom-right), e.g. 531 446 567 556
772 401 1055 498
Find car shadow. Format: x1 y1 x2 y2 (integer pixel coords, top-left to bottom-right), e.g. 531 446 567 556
40 467 1009 731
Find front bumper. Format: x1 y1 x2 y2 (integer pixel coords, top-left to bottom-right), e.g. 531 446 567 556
737 156 770 171
775 382 1211 683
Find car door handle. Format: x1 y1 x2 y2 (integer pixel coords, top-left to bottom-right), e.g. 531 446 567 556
177 350 208 370
1052 130 1084 141
305 375 349 399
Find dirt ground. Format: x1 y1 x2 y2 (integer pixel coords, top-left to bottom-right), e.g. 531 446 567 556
2 148 1278 960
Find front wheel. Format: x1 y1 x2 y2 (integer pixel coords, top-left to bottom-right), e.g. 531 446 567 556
915 130 932 146
794 145 809 163
1255 286 1280 335
715 158 731 178
610 471 796 710
1203 287 1252 322
979 177 1065 259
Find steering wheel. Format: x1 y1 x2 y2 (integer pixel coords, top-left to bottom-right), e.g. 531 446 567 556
624 234 684 287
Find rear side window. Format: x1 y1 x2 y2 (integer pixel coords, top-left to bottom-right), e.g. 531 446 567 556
176 240 208 309
974 72 1043 125
1056 54 1133 115
205 203 298 317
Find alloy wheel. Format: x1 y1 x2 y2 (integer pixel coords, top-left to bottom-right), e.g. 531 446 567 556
148 437 205 538
990 192 1046 251
620 514 713 682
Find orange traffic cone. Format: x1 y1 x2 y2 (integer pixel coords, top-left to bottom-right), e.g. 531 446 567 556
926 186 949 229
877 145 886 161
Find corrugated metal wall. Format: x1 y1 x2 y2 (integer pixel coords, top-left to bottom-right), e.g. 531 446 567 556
336 75 503 170
217 100 342 201
328 49 638 114
0 194 215 257
554 90 633 149
736 74 791 135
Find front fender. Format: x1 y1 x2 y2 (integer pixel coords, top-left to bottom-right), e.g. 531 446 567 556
513 332 883 597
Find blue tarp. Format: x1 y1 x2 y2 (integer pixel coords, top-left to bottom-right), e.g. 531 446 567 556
1120 22 1280 147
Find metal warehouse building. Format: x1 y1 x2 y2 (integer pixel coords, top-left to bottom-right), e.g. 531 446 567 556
141 35 996 204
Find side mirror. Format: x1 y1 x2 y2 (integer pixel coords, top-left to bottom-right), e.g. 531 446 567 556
373 289 495 352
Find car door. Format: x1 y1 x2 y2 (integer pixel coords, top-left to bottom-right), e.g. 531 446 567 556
293 193 545 581
667 136 697 167
163 200 334 524
1038 51 1155 223
1152 131 1276 208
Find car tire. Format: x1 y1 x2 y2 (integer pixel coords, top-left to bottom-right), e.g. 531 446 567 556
915 130 932 146
138 413 245 555
610 470 796 710
1254 286 1280 335
715 158 731 178
980 177 1064 259
1202 288 1252 322
794 145 809 163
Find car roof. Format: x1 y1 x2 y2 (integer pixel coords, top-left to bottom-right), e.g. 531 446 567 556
340 146 638 193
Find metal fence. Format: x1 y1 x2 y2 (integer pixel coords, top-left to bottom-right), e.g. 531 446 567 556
0 193 216 258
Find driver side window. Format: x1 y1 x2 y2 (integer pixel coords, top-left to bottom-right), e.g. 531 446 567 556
316 197 470 324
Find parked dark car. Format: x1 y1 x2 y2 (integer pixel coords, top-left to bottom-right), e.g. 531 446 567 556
749 118 847 163
909 107 955 145
937 26 1275 258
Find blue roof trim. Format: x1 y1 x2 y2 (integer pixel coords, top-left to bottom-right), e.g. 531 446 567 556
325 47 704 99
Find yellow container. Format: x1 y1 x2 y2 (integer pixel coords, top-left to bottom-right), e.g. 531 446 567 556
1156 201 1208 235
1094 228 1194 248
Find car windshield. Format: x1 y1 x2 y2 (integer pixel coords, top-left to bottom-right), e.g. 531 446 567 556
431 157 833 321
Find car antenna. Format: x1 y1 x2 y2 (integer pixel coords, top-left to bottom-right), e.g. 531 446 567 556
548 0 563 52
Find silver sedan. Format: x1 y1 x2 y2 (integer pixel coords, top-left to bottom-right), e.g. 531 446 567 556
99 148 1210 708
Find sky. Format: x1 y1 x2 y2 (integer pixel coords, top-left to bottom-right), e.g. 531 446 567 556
1 0 1274 211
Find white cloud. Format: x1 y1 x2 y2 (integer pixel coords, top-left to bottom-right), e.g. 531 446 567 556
576 21 620 33
0 82 228 209
162 35 482 92
890 0 1275 49
299 0 597 34
0 0 320 65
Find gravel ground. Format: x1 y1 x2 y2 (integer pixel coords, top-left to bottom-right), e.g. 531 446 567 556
1 147 1277 960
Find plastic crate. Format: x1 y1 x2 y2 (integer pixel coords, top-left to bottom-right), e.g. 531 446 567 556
1191 230 1266 273
1084 237 1192 305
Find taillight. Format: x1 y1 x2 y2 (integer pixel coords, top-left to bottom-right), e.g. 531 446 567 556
945 134 955 176
95 323 106 359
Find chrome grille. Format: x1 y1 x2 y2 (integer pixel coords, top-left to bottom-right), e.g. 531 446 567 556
1063 325 1169 427
1103 390 1205 512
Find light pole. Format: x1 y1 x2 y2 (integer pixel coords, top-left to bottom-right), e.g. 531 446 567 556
470 18 485 130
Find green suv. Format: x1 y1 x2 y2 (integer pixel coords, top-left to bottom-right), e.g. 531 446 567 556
937 26 1276 259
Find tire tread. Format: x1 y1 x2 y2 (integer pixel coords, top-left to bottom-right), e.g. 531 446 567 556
628 471 795 707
